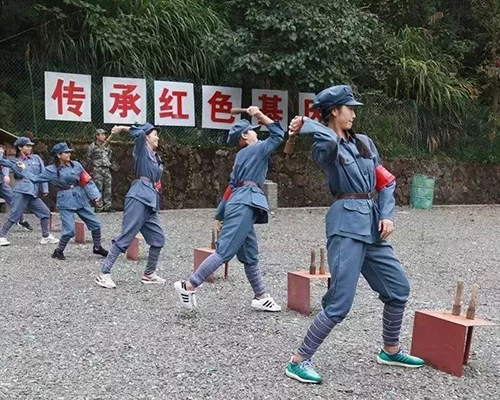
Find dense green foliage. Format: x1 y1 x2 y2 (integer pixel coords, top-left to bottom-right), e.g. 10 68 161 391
207 0 389 91
1 0 500 161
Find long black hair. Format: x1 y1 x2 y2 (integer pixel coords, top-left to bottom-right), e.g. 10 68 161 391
53 154 74 180
320 105 371 162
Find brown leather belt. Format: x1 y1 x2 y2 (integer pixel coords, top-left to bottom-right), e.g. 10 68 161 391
334 192 373 201
139 176 162 191
235 181 261 189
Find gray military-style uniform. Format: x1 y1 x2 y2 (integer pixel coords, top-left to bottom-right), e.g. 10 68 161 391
100 123 165 276
293 85 411 361
188 119 285 296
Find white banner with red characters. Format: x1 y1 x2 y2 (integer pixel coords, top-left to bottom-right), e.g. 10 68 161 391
251 89 288 131
299 93 321 120
45 72 92 121
103 77 147 124
202 85 242 130
154 81 195 127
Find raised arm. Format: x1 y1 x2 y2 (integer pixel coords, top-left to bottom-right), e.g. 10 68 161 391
128 125 148 157
246 106 285 156
0 148 17 170
288 116 339 168
103 130 118 147
16 165 57 184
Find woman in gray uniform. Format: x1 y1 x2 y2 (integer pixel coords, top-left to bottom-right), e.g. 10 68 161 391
174 106 283 312
0 137 58 246
8 142 108 260
284 86 423 384
95 123 166 289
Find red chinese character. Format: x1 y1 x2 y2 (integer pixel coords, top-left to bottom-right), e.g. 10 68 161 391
159 88 189 119
51 78 85 117
109 84 141 118
258 94 283 121
208 90 235 123
304 99 321 120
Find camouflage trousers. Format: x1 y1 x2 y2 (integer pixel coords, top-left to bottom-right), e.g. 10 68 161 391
93 167 112 211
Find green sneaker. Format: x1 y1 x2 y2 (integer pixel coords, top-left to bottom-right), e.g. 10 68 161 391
285 358 322 384
376 348 424 368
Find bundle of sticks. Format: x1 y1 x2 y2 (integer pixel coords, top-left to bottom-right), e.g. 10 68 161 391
309 248 327 275
451 278 480 320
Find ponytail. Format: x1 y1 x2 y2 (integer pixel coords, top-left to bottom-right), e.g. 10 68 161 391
54 155 61 179
319 105 372 164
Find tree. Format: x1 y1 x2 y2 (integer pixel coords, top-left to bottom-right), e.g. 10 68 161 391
1 0 226 80
472 0 500 117
208 0 390 92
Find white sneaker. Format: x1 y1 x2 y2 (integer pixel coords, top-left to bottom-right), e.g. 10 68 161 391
95 273 116 289
251 296 282 312
0 237 10 246
40 234 59 245
174 280 197 310
141 272 166 284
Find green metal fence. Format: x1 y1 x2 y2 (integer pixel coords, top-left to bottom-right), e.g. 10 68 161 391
1 56 498 162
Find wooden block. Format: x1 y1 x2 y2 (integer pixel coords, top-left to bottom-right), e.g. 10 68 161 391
411 310 496 377
193 247 229 283
287 270 331 315
309 249 316 275
451 278 464 316
194 248 216 283
319 247 327 275
126 237 140 261
75 220 85 244
466 284 479 320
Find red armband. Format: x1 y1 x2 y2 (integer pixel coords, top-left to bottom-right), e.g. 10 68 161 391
222 185 233 201
375 165 395 191
79 170 92 186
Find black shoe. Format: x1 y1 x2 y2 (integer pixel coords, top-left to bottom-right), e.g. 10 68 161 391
52 249 66 260
93 246 108 257
17 220 33 232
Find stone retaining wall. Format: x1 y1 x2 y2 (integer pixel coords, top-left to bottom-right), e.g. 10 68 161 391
3 140 499 211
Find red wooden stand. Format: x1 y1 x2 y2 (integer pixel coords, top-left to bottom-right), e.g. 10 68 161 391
411 310 496 377
287 270 331 315
193 247 229 283
126 237 140 261
75 220 85 244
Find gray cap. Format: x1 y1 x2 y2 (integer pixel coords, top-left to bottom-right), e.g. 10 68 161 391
13 137 35 147
313 85 363 110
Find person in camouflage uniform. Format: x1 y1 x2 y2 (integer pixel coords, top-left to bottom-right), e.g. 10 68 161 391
87 129 116 212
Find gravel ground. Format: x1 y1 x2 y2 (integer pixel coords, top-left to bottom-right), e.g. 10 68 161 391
0 205 499 400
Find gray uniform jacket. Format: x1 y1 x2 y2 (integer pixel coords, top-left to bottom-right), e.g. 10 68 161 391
300 119 395 244
215 122 284 224
125 126 164 212
11 154 49 197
